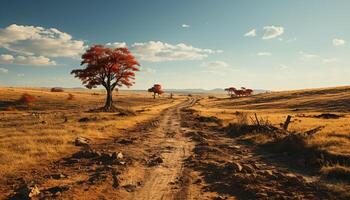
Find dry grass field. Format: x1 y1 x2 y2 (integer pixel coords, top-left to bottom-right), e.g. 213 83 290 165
0 87 181 182
192 86 350 187
1 86 350 199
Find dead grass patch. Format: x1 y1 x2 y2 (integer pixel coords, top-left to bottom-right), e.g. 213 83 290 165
321 165 350 182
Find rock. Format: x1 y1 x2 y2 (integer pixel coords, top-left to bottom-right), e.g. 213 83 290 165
74 137 89 146
78 117 90 122
72 150 96 159
111 152 123 160
117 152 123 160
15 184 40 199
117 138 133 145
50 173 67 179
46 185 71 195
147 156 163 167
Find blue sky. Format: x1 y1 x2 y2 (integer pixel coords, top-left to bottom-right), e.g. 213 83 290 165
0 0 349 90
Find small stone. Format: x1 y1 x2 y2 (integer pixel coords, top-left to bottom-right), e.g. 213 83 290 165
74 137 89 146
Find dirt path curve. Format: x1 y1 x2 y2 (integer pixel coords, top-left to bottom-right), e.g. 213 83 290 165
131 97 196 200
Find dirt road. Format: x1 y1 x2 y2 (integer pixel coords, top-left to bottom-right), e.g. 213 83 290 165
5 97 346 200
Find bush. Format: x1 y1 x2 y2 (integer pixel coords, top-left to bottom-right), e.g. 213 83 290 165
18 93 37 105
4 106 17 111
67 93 75 100
51 87 64 92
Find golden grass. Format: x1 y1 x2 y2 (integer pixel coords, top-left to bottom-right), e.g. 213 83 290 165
0 87 182 181
193 86 350 156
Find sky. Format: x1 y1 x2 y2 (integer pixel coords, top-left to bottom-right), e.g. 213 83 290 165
0 0 349 90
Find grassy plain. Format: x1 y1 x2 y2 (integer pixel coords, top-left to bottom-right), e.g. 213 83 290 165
0 87 181 181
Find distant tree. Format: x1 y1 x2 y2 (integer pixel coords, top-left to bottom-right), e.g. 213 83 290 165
148 84 164 99
18 93 37 105
51 87 64 92
224 87 236 97
71 45 140 111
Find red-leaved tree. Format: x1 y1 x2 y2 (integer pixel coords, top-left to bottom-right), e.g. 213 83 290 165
71 45 140 111
148 84 164 99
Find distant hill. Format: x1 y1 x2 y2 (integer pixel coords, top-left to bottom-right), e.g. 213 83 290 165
162 88 269 94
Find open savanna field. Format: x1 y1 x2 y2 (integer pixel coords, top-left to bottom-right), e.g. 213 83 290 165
194 86 350 155
1 86 350 199
192 86 350 193
0 87 181 184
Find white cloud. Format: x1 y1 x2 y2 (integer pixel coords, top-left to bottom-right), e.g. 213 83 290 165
0 54 56 65
333 38 345 46
0 24 86 58
278 64 288 70
139 67 156 73
299 51 319 59
244 29 256 37
17 73 24 77
130 41 222 62
106 42 127 48
0 54 14 63
262 26 284 40
182 24 190 28
323 57 339 63
286 37 297 43
257 52 272 56
200 61 229 68
0 67 8 74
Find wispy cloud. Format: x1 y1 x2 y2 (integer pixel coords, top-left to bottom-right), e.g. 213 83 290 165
299 51 319 59
181 24 190 28
106 42 127 48
333 38 346 46
0 67 8 74
129 41 222 62
257 52 272 56
278 64 288 70
0 54 56 65
200 60 229 68
323 57 339 63
244 29 256 37
139 66 156 73
262 26 284 40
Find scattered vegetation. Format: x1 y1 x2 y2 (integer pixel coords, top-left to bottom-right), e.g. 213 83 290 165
67 93 74 100
18 93 37 105
148 84 164 99
50 87 64 92
71 45 140 111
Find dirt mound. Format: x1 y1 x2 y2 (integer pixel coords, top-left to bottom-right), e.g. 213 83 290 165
196 116 222 124
314 113 343 119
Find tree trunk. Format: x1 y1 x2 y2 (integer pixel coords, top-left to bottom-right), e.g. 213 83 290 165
104 87 113 111
153 92 156 99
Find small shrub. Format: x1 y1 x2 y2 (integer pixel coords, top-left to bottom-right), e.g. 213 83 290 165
18 93 37 105
51 87 64 92
236 112 249 125
4 106 17 111
67 93 75 100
